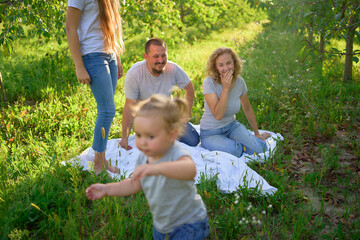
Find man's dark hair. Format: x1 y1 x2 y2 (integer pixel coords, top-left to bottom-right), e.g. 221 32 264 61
145 38 167 54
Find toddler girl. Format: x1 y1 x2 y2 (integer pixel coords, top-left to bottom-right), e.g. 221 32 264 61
86 94 209 239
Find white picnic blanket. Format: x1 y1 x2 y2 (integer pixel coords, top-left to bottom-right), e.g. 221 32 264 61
67 126 283 195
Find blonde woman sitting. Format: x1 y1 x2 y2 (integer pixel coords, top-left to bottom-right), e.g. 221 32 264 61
200 48 270 157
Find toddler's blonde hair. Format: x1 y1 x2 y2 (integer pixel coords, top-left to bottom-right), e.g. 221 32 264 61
134 94 189 137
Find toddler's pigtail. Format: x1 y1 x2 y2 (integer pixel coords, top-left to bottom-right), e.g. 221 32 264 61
173 98 188 121
171 97 189 137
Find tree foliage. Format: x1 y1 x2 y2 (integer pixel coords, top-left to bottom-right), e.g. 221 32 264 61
248 0 360 81
1 0 266 54
120 0 182 38
0 0 67 55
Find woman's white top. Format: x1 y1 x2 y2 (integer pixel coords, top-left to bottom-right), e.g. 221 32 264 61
68 0 105 55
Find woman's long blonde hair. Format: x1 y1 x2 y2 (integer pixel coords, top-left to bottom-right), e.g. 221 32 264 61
206 47 242 84
98 0 125 55
134 94 189 137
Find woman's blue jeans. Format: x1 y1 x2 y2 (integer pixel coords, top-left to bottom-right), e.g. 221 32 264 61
82 52 118 153
153 216 209 240
200 120 267 157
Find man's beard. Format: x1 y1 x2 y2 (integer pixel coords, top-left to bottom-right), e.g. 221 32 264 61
152 62 166 74
152 68 165 74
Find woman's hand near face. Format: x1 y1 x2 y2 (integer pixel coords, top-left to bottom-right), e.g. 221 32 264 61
220 69 233 91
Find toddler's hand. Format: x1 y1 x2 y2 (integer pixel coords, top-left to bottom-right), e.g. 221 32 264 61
86 183 107 200
132 164 160 181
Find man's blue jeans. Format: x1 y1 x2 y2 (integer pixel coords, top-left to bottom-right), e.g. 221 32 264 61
153 216 209 240
200 120 267 157
82 52 118 153
179 123 200 146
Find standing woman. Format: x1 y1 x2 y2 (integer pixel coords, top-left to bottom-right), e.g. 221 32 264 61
200 47 270 158
66 0 125 174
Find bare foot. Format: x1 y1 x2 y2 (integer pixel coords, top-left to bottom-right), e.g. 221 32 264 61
93 151 119 175
106 161 119 174
93 162 110 176
94 160 119 175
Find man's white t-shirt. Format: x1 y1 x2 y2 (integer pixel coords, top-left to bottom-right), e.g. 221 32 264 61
124 60 191 101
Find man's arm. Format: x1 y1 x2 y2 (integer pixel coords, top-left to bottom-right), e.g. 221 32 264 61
119 98 137 150
183 82 195 119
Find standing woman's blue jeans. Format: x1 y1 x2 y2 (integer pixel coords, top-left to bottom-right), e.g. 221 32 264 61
82 52 118 153
200 120 267 157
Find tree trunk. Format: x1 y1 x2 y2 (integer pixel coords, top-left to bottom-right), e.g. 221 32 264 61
0 72 8 105
307 23 313 46
149 1 154 38
150 27 154 38
343 14 356 82
319 30 325 62
179 1 184 32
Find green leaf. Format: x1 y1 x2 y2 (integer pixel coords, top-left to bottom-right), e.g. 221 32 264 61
353 56 359 63
330 47 340 53
334 13 342 21
303 12 313 18
355 31 360 41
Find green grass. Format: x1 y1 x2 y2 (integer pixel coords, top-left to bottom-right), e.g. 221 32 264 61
1 13 360 240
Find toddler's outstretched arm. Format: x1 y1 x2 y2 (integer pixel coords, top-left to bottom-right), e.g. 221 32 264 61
132 155 196 181
86 178 142 200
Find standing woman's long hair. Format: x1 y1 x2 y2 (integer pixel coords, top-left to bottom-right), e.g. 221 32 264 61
98 0 125 55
